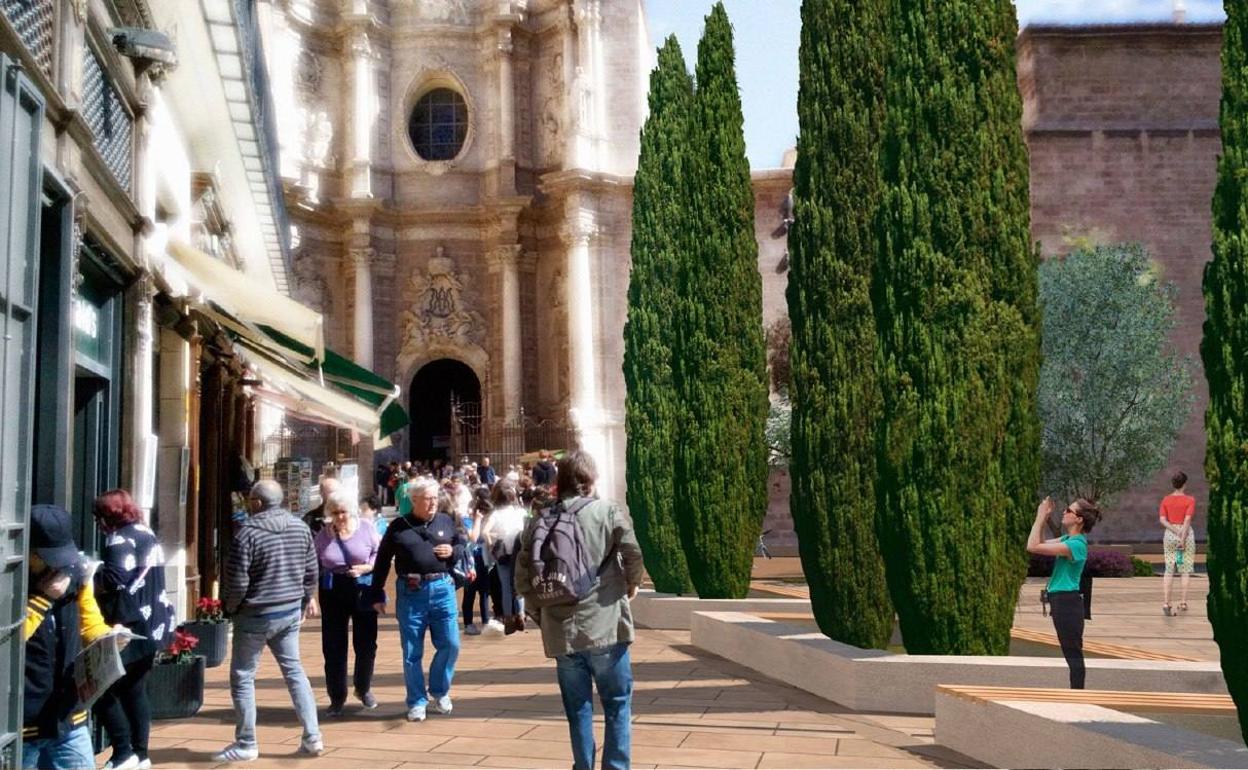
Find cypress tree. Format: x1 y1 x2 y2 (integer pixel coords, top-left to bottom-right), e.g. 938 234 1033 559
1201 0 1248 743
786 0 893 648
673 3 769 599
624 36 695 595
873 0 1039 654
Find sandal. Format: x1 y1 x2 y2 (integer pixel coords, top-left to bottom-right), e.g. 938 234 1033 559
1163 604 1173 616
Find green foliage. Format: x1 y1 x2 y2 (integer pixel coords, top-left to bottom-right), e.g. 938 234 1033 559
873 0 1039 654
624 36 694 595
1132 557 1155 578
766 396 791 469
1039 244 1193 505
1202 0 1248 744
785 0 894 649
672 3 769 599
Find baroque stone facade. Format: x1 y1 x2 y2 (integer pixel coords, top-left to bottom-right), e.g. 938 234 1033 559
263 0 648 500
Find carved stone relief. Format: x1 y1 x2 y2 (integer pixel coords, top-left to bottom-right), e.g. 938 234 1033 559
539 51 564 167
399 246 485 360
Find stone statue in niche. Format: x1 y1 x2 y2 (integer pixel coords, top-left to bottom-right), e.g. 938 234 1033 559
292 249 327 314
400 246 485 357
295 50 322 96
418 0 471 24
301 109 334 168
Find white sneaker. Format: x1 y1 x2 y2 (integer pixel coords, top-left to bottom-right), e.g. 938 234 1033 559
137 761 152 770
407 705 427 722
296 737 324 757
212 743 259 763
431 695 453 715
104 756 140 770
483 619 506 638
464 623 481 636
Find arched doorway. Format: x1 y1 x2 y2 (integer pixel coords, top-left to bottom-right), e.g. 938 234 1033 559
409 358 481 462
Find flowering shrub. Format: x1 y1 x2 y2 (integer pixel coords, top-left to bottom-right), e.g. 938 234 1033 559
195 597 225 624
156 629 200 665
1028 548 1136 578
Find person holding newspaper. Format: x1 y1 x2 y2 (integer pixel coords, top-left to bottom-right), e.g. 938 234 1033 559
91 489 178 770
23 503 121 770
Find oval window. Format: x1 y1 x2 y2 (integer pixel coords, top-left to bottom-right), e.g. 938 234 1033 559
409 88 469 161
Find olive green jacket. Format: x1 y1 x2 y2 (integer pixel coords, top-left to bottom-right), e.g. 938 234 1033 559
515 495 645 658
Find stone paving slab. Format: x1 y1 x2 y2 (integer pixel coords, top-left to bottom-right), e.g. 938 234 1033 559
117 614 975 769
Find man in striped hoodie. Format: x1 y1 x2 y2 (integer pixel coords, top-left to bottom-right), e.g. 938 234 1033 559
215 480 322 763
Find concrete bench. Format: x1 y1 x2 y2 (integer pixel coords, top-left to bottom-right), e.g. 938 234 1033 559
935 685 1245 768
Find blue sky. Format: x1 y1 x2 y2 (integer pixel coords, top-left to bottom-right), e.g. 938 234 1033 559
645 0 1228 168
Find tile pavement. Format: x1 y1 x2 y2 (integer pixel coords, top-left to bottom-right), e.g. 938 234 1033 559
125 615 974 769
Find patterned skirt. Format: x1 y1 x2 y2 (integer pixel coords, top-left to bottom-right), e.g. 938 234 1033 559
1163 528 1196 575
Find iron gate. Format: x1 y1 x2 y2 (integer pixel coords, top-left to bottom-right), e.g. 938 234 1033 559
449 399 575 471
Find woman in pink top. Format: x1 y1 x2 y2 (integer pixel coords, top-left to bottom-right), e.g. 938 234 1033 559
1158 471 1196 615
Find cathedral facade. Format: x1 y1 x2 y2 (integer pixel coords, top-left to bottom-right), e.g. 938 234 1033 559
261 0 651 499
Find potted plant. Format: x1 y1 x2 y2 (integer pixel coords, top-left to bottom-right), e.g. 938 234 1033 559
147 629 205 720
180 597 228 668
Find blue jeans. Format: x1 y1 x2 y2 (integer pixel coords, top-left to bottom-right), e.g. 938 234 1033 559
21 725 94 769
555 643 633 770
230 609 320 748
396 576 460 708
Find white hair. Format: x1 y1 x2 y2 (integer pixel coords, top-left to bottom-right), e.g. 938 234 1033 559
323 489 357 521
407 477 441 501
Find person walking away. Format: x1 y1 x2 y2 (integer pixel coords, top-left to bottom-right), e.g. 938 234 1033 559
360 493 388 536
91 490 177 770
462 488 492 635
303 477 341 535
531 451 557 487
515 451 644 770
1160 471 1197 615
24 504 121 770
486 480 530 635
371 478 465 721
313 491 381 715
1027 497 1101 689
216 481 323 762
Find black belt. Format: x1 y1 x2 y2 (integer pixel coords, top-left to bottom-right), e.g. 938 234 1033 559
400 572 449 588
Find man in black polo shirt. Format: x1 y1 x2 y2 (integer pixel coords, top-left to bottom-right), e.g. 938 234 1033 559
371 477 465 722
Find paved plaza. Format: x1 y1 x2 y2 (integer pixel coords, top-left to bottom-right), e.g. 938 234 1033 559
134 618 974 769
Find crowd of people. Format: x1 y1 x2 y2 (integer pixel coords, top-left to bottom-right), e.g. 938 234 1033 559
19 448 642 769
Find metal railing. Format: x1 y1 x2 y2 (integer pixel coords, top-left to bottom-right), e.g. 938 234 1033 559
449 399 575 471
1 0 54 75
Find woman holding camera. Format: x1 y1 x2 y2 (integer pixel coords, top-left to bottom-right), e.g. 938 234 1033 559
1027 497 1101 689
313 490 380 716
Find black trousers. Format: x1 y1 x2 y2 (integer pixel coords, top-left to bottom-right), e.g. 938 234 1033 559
462 551 492 626
94 653 155 761
319 578 379 705
489 554 521 617
1049 591 1086 689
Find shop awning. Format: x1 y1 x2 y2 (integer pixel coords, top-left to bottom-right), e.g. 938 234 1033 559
199 303 409 439
166 241 325 361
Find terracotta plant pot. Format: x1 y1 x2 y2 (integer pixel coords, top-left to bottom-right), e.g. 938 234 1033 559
180 620 228 668
146 655 205 720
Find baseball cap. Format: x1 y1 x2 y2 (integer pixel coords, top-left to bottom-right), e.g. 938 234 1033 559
30 504 83 578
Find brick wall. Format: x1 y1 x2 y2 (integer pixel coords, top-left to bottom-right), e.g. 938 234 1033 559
1021 24 1221 542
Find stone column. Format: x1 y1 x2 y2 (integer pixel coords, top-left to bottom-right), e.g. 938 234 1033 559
560 212 610 492
346 24 375 198
488 245 523 421
571 0 603 169
349 247 374 369
496 27 515 163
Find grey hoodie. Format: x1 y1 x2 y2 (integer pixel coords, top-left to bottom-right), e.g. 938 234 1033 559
222 507 318 617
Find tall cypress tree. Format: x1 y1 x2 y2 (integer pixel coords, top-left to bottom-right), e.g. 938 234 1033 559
1202 0 1248 743
625 37 695 595
786 0 893 648
873 0 1039 654
673 3 769 599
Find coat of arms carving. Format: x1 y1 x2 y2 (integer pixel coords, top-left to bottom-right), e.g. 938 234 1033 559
400 247 484 356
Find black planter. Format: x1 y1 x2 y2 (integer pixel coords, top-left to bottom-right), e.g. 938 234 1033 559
146 656 205 720
180 620 229 668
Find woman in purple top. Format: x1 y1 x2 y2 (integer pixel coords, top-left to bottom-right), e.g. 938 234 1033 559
312 490 381 716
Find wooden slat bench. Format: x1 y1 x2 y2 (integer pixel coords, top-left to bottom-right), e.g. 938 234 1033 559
937 684 1236 714
748 581 811 599
1009 627 1201 662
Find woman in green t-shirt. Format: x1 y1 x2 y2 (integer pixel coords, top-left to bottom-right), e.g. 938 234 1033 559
1027 496 1102 689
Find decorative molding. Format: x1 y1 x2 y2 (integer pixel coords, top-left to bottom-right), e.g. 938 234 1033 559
486 244 522 271
295 50 323 95
347 246 375 269
558 212 599 247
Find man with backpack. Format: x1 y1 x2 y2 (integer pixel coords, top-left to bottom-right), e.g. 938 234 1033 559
515 450 644 770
